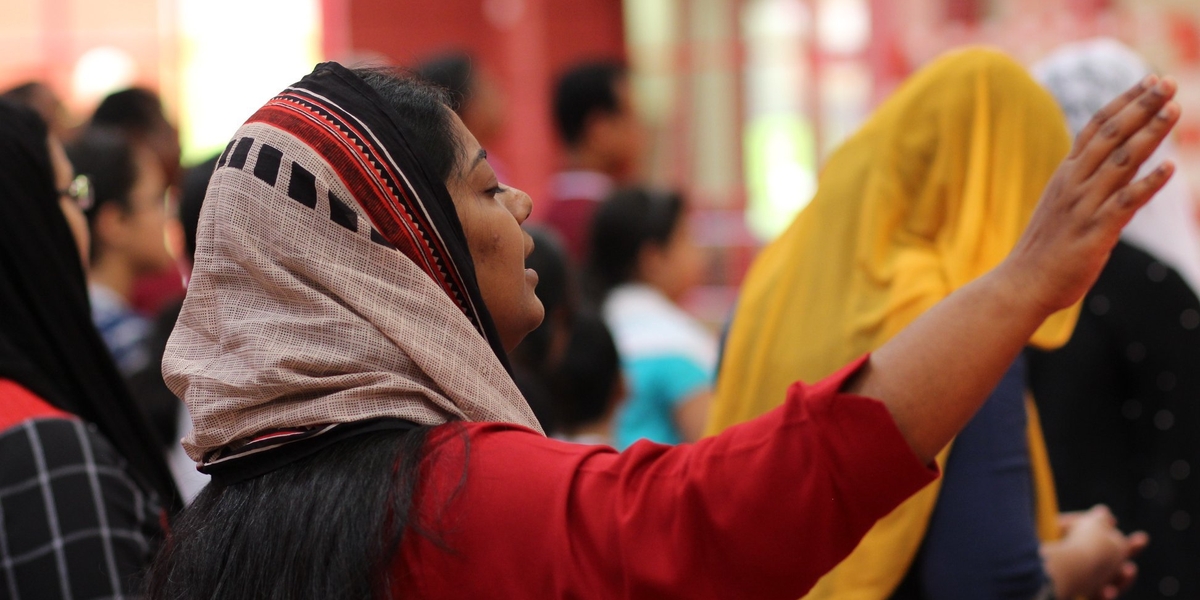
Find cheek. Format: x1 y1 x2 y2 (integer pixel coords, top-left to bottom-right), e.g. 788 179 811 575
58 199 90 269
465 221 504 271
135 211 175 264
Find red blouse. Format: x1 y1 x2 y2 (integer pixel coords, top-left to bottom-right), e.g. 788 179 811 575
395 357 938 599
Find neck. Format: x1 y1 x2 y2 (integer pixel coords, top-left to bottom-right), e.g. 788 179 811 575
89 256 138 301
632 275 677 303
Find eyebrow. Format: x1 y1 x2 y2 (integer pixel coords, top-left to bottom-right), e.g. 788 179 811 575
471 148 488 170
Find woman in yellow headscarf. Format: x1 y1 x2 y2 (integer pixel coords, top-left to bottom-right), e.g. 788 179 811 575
708 48 1143 599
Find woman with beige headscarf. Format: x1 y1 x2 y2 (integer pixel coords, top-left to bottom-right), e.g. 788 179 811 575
147 59 1177 599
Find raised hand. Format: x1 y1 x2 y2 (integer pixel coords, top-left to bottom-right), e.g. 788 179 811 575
1004 75 1180 318
849 76 1182 464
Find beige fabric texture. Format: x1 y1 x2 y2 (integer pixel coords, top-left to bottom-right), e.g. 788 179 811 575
164 121 542 463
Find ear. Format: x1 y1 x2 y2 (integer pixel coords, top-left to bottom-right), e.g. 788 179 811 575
91 202 129 253
582 110 616 150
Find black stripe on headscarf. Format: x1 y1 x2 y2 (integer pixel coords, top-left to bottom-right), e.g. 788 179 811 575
290 63 515 373
0 99 180 510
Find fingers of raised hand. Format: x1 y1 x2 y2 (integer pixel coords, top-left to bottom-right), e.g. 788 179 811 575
1070 75 1155 159
1090 100 1181 195
1097 161 1175 233
1071 78 1177 180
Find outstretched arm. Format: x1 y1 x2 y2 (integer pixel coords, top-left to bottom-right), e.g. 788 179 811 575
847 76 1181 464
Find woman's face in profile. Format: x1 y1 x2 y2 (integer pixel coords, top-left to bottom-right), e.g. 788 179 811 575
443 110 545 352
48 136 89 270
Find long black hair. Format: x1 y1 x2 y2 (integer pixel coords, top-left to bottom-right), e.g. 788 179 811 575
415 51 475 115
145 69 468 599
146 426 436 599
585 186 686 302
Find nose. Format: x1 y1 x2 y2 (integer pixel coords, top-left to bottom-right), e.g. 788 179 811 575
506 186 533 225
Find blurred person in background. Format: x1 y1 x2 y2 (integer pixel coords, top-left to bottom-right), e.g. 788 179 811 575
508 225 576 434
1030 38 1200 599
68 128 175 378
91 88 182 187
145 61 1176 598
707 49 1146 600
1 81 68 138
91 87 187 318
587 187 712 448
416 51 509 181
546 61 645 261
549 311 626 446
0 99 178 598
126 154 219 504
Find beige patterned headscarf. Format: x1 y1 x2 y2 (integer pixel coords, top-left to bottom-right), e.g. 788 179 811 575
164 63 542 465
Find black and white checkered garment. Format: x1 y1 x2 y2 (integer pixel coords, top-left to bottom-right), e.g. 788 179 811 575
0 417 163 600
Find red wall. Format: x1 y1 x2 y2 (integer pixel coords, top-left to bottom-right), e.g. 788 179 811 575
338 0 626 210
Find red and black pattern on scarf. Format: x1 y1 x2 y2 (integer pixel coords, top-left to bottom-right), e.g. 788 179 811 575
199 418 419 484
231 62 513 376
245 88 483 335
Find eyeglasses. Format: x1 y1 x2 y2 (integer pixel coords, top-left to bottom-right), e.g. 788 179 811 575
59 174 93 212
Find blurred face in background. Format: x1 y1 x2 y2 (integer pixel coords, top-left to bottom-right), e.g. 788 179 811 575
590 78 646 181
145 120 183 186
124 145 175 274
461 69 507 148
92 144 175 276
639 212 704 303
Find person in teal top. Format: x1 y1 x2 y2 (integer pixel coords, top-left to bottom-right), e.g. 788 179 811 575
587 187 714 449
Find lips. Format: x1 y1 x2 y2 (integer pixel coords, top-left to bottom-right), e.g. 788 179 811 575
523 233 536 260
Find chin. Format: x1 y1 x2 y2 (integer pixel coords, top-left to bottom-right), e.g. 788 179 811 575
500 307 546 354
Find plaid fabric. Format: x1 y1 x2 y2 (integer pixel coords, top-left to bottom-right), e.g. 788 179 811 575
0 417 163 600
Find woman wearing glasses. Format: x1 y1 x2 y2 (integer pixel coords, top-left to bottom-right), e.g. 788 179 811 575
67 128 176 379
0 99 178 599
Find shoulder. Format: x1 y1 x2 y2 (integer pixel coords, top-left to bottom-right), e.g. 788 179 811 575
1098 242 1190 295
1089 242 1200 326
0 380 159 509
0 402 164 598
420 422 615 499
0 394 148 499
0 379 69 432
424 421 609 466
0 381 135 478
604 285 718 367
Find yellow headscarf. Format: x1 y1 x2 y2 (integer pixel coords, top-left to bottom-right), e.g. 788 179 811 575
706 48 1080 599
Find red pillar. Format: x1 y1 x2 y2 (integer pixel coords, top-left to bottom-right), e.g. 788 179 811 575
321 0 353 60
343 0 626 211
40 0 72 87
495 0 555 209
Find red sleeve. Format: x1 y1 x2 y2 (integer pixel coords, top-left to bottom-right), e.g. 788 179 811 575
398 356 938 599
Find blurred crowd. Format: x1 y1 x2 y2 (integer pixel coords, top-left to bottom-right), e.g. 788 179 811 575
2 35 1200 600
